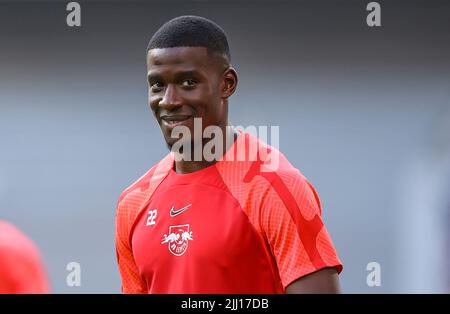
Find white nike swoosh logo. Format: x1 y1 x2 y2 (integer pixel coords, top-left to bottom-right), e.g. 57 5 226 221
169 204 192 217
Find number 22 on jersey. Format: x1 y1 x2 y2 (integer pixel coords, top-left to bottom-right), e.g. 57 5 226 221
146 209 158 226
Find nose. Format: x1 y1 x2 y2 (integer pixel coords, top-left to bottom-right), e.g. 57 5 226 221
158 84 182 111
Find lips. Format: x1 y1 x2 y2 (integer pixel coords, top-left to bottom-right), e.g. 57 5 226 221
160 115 193 129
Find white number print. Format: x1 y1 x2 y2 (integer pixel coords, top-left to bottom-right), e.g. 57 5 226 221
146 209 158 226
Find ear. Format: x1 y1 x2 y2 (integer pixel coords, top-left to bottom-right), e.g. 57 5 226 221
221 67 238 99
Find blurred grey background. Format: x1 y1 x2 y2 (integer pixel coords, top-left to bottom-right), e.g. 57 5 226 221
1 0 449 293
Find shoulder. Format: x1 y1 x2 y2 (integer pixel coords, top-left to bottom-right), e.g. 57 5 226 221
257 145 322 218
236 132 313 192
117 153 174 209
117 166 156 208
0 221 42 268
0 221 32 250
249 132 323 218
0 221 49 293
115 153 174 236
218 132 321 217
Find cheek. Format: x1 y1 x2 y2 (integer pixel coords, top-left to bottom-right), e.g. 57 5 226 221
201 82 222 111
149 94 159 113
182 89 210 111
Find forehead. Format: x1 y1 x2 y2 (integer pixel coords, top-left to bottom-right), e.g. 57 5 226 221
147 47 213 69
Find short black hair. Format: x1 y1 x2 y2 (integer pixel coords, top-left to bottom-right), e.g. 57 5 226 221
147 15 231 60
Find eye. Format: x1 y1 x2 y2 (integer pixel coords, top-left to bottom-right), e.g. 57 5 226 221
181 79 197 88
150 82 164 92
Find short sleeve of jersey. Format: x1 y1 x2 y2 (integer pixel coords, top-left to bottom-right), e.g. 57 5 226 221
115 198 147 293
260 169 343 289
115 155 174 294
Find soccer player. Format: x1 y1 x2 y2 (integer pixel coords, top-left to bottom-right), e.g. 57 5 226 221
115 15 343 293
0 220 50 293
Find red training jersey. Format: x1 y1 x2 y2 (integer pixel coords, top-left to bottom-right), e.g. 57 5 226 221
0 221 50 293
115 132 342 293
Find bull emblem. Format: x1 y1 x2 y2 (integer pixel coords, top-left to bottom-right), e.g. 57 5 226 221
161 224 193 256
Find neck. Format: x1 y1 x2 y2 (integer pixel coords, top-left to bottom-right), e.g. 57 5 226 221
174 124 238 174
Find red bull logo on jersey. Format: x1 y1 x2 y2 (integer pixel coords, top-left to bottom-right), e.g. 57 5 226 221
161 224 193 256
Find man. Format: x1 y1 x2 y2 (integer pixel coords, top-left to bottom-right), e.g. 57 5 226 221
0 220 50 293
115 15 342 293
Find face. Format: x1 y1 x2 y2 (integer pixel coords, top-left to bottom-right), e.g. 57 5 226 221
147 47 235 149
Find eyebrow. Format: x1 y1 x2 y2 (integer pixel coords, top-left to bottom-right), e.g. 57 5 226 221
147 72 162 83
147 70 203 83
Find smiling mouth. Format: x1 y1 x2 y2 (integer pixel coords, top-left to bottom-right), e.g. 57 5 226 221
160 115 193 128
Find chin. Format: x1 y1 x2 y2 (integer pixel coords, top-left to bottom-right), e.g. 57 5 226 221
164 136 185 150
162 129 193 150
164 137 176 150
